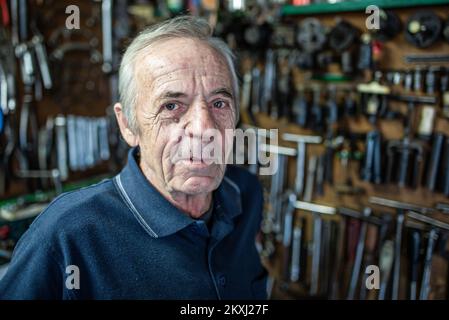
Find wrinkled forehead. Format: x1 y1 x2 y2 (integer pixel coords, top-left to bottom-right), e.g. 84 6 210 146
134 37 232 87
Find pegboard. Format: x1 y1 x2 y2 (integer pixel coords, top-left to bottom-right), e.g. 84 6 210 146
251 4 449 300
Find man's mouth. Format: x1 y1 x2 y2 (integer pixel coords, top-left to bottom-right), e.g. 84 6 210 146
170 146 221 166
174 155 217 167
189 155 217 165
190 156 203 164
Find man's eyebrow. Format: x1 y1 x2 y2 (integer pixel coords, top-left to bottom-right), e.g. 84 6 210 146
210 88 233 99
160 91 188 99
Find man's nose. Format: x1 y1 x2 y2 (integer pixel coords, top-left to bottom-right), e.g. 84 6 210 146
185 100 216 139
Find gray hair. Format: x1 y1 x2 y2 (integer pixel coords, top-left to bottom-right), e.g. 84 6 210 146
118 15 240 132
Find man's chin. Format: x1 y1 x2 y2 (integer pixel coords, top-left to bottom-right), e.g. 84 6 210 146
170 163 225 194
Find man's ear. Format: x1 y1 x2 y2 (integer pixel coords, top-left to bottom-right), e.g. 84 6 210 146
114 103 139 147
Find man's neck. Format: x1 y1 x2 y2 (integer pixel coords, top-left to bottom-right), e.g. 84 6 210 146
139 161 212 219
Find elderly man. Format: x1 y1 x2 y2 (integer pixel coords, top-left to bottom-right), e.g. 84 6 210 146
0 16 267 299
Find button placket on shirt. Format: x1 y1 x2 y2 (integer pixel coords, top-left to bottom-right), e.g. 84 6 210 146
192 220 209 237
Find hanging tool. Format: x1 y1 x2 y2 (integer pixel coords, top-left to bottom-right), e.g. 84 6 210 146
290 199 336 296
404 54 449 63
292 86 308 127
409 229 421 300
359 222 379 300
315 154 325 197
240 69 256 125
290 204 306 282
425 67 438 95
385 100 426 188
243 19 273 50
310 212 322 296
391 210 405 300
420 228 438 300
329 19 359 53
282 193 296 282
329 19 359 73
330 216 346 299
55 115 68 181
378 240 395 300
30 25 52 90
101 0 113 74
407 211 449 299
372 9 402 41
417 105 436 139
296 18 326 53
357 33 373 71
251 66 262 116
357 81 390 123
261 50 275 115
292 216 307 283
0 26 21 194
259 142 296 258
362 130 382 184
320 219 336 296
271 23 295 48
326 85 338 125
283 193 306 284
426 133 445 192
369 196 436 215
310 85 323 131
296 18 326 70
405 10 442 48
338 207 383 299
435 203 449 214
369 198 441 299
259 143 296 240
282 133 322 200
276 50 293 120
303 155 318 203
408 211 449 231
347 207 371 300
14 2 41 189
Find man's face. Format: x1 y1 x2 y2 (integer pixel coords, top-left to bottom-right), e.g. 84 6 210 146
129 38 236 195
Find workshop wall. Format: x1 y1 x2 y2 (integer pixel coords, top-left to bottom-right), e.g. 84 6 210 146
245 2 449 300
1 0 116 201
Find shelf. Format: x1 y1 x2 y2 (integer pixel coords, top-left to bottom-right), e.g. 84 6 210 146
282 0 449 16
0 174 111 209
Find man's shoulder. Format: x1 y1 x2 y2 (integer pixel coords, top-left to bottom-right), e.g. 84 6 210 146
30 178 119 233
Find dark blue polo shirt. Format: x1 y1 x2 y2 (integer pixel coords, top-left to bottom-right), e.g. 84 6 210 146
0 147 267 299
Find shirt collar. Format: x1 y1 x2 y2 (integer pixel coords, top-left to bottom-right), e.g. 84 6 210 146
113 147 242 238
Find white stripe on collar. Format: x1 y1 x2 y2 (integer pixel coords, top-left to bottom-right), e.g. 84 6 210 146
223 176 241 195
114 175 159 238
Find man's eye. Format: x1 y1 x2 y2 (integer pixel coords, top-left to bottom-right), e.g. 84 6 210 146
164 103 178 111
213 100 226 109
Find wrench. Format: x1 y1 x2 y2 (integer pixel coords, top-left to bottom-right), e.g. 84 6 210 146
101 0 113 73
419 228 438 300
347 208 371 300
55 115 68 181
